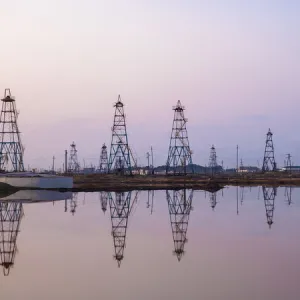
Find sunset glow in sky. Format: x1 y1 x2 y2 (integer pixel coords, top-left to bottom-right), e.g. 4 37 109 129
1 1 299 169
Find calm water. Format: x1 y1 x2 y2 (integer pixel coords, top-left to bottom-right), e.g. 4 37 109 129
0 187 300 300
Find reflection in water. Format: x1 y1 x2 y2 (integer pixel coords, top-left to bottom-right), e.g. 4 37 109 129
100 192 108 214
0 202 24 276
285 187 293 205
166 190 193 261
64 193 78 215
262 187 276 229
108 191 139 267
209 192 217 210
147 190 154 214
70 192 78 215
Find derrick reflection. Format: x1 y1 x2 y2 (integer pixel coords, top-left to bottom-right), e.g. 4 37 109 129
100 191 108 214
209 192 217 210
108 191 138 267
262 186 276 229
166 189 193 261
285 187 293 205
0 201 24 276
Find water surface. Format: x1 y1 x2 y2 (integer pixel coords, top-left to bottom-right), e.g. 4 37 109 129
0 187 299 300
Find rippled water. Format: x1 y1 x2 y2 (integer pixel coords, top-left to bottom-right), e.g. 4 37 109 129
0 187 299 300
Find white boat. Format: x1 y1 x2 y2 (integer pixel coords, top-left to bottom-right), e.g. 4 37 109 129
0 172 73 189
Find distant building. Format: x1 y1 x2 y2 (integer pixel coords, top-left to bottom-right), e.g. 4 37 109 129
280 166 300 173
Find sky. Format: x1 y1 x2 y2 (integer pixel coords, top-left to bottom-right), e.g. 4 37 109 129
0 0 299 170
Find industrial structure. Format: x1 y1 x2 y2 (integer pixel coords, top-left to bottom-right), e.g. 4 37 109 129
285 154 292 173
108 95 132 175
208 145 218 176
166 101 193 175
262 186 276 229
0 201 24 276
0 89 25 172
262 129 276 172
99 143 108 173
166 189 193 261
68 142 80 173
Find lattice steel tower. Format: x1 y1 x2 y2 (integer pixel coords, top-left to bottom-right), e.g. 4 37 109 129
68 142 80 173
108 191 132 267
209 145 218 175
99 143 108 173
166 101 193 175
262 186 276 229
262 129 276 172
285 154 292 173
0 202 24 276
166 189 193 261
108 95 132 175
0 89 25 172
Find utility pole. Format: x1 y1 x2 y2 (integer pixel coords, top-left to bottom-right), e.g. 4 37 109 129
146 152 150 170
52 156 55 173
151 146 154 174
65 150 68 173
236 145 239 173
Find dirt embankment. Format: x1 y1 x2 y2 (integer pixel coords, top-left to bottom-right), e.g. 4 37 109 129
70 172 300 192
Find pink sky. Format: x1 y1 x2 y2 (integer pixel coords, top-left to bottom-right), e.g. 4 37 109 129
0 1 299 169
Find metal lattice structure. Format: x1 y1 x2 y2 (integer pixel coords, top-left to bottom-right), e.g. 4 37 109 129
209 145 218 176
262 129 276 172
166 189 193 261
285 154 292 173
166 101 193 175
68 142 80 173
108 95 132 175
209 192 217 210
0 202 24 276
100 191 108 213
262 186 276 229
108 191 132 267
99 143 108 173
0 89 25 172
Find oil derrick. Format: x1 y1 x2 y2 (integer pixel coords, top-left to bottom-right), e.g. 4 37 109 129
262 129 276 172
285 154 292 173
99 143 108 173
108 95 132 175
0 89 25 172
208 145 217 176
262 186 276 229
0 202 24 276
166 189 193 261
108 191 132 267
209 192 217 210
100 191 108 213
166 100 193 175
68 142 80 173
